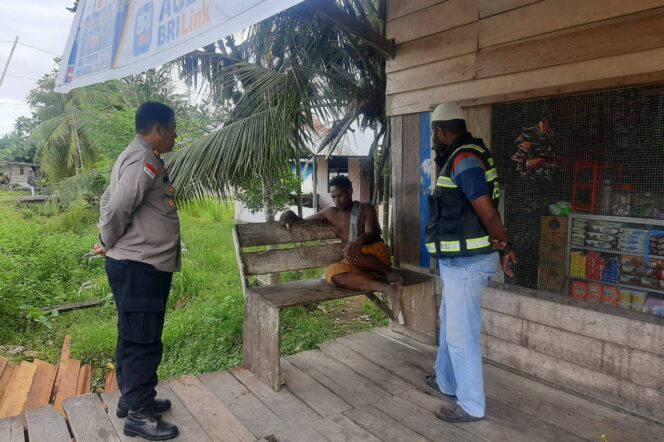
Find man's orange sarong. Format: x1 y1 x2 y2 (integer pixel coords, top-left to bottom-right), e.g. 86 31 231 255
325 241 391 285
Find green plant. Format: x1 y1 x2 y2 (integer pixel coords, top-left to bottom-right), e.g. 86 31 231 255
21 305 59 330
237 173 301 214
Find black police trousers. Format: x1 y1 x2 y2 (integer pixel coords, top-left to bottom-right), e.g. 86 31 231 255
105 257 173 410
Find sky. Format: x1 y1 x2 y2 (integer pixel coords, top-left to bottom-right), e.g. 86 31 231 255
0 1 74 136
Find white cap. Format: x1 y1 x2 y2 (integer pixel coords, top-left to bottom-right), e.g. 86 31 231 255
432 102 464 122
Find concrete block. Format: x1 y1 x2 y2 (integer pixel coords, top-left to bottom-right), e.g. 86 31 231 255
482 287 520 316
523 321 603 371
482 309 522 345
517 295 662 356
655 325 664 355
484 334 618 400
601 342 629 379
625 348 663 391
626 321 662 357
486 288 664 357
483 335 664 422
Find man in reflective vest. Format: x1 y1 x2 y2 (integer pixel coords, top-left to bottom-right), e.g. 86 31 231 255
425 102 517 422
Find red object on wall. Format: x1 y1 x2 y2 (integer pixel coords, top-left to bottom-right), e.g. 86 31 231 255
572 159 625 214
572 160 601 213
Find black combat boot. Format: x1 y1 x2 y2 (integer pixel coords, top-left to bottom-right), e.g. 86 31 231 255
117 397 172 418
123 408 179 440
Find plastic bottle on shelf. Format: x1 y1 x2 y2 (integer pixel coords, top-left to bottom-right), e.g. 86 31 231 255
599 180 612 215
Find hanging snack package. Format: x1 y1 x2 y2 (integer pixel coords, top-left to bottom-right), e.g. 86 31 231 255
511 118 557 179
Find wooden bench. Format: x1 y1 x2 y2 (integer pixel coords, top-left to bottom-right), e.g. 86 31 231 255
233 221 436 391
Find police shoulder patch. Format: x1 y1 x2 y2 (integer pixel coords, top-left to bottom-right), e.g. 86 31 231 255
144 162 157 179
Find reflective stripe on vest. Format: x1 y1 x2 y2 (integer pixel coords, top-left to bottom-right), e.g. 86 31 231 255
436 168 498 188
463 144 486 155
440 240 461 252
436 176 457 188
428 236 490 254
466 235 490 250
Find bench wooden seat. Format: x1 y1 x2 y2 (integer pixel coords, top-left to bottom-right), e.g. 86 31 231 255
251 271 433 308
234 221 435 391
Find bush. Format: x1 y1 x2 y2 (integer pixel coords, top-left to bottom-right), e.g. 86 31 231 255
236 173 301 214
0 199 105 339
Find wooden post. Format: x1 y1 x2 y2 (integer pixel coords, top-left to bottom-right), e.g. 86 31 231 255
295 159 303 217
312 156 319 212
382 173 390 244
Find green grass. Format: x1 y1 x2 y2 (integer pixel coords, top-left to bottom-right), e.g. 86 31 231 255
0 196 387 379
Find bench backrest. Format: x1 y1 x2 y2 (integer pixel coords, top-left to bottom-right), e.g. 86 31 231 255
233 221 342 285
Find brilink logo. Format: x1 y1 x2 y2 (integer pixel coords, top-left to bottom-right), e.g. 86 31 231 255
133 2 154 56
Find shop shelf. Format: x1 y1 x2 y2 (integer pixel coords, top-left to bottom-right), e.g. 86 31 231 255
570 277 664 296
570 245 641 256
571 245 664 260
566 214 664 312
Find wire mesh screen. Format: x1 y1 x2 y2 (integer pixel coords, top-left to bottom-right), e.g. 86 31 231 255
492 84 664 316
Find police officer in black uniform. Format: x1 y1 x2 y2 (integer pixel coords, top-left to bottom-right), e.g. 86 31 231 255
96 102 181 440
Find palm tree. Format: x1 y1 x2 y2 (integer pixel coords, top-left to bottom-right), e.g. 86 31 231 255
28 71 97 180
169 0 389 216
167 62 349 219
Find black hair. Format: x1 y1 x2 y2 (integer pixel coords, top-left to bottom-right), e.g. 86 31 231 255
135 102 175 134
329 175 352 190
432 118 467 134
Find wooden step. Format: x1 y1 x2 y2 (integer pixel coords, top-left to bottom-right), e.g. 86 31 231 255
0 360 17 404
51 335 72 403
104 369 117 394
25 405 70 442
76 364 92 396
0 415 25 441
63 394 120 442
24 360 57 411
0 358 8 378
0 362 37 418
53 359 80 415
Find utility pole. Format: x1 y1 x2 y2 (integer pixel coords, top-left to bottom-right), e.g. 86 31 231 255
0 36 19 89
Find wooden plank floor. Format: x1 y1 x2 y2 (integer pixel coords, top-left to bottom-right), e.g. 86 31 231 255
3 328 662 442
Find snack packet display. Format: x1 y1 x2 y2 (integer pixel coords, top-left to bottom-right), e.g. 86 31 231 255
511 118 557 180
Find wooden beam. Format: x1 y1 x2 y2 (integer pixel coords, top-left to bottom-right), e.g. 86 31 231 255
42 298 104 314
308 0 396 58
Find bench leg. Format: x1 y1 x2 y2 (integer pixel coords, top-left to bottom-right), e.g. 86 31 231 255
243 291 283 391
389 280 438 345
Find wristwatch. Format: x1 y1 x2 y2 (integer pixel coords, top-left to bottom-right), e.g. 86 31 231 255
497 243 512 257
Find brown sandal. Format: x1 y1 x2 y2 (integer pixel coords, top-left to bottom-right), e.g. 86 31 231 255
434 404 483 423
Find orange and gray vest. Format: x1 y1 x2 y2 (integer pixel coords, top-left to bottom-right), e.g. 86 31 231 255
426 142 499 258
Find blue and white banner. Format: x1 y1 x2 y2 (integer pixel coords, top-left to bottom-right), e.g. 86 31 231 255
55 0 305 92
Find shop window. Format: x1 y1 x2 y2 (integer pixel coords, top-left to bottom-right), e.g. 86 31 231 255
328 156 349 190
492 84 664 318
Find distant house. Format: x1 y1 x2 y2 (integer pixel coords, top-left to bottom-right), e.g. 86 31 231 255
235 121 377 223
0 161 40 188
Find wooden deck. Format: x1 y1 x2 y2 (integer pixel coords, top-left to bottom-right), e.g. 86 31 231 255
2 328 661 442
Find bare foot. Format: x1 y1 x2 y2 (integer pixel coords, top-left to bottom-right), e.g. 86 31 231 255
385 284 405 323
385 270 404 285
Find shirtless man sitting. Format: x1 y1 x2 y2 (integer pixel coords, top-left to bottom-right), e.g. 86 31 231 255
279 175 404 319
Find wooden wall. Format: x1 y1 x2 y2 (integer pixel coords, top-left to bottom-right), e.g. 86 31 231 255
390 114 421 267
385 0 664 115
